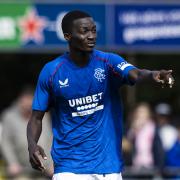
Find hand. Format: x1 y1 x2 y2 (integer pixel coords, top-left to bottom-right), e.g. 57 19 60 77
44 165 54 178
7 163 22 176
28 144 47 171
152 70 175 88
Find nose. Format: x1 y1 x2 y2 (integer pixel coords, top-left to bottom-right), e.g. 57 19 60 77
87 31 96 40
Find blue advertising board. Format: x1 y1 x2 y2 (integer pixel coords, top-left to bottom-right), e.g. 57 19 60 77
19 4 106 47
115 5 180 50
1 2 180 52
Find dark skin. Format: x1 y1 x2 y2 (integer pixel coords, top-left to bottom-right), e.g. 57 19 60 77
27 17 175 171
64 17 97 66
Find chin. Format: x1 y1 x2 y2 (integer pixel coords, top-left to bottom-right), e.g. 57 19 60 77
79 48 94 53
86 49 93 53
85 46 95 52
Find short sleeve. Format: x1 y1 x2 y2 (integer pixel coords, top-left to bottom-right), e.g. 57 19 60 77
32 64 51 111
108 53 137 85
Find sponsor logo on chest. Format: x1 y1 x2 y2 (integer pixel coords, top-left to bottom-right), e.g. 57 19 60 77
68 92 104 117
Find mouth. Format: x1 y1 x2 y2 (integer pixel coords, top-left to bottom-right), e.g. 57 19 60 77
87 42 95 47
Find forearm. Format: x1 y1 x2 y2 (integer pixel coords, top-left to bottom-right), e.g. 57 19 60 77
27 111 44 149
129 69 155 83
27 120 42 148
136 69 154 82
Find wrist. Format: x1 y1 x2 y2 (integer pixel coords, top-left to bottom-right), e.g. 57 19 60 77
28 142 37 151
151 70 158 80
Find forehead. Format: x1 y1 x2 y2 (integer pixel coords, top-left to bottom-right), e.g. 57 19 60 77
72 17 95 29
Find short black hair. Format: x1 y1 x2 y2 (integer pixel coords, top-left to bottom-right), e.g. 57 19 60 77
61 10 91 34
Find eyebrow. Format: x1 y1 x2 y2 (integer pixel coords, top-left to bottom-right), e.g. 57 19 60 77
80 25 96 29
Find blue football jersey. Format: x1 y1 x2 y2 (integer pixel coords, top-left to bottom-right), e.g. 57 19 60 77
32 49 136 174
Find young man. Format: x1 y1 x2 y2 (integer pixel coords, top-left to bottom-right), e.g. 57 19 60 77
27 10 174 180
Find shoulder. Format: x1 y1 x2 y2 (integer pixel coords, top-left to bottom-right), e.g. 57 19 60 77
93 49 124 62
43 55 66 73
108 52 125 61
93 49 110 60
39 54 67 78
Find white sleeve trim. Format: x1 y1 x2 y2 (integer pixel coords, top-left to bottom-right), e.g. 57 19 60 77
117 63 133 71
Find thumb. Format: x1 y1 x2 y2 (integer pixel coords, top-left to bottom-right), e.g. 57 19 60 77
167 70 173 74
38 146 47 160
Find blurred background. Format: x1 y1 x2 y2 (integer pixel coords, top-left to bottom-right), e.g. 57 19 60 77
0 0 180 179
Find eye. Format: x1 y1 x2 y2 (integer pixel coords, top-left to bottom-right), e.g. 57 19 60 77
92 28 96 33
80 27 89 34
91 25 96 33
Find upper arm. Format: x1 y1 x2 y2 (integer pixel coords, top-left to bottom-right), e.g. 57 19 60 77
108 53 137 85
27 110 46 144
30 110 45 123
32 64 52 111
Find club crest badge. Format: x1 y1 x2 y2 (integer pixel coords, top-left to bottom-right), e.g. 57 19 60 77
94 68 106 82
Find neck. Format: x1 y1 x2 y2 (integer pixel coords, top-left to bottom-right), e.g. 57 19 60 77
69 48 92 67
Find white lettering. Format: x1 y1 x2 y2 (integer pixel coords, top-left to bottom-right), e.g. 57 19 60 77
92 94 98 102
72 105 104 117
75 98 82 106
86 96 92 103
0 17 16 40
119 10 180 25
68 92 103 108
123 25 180 44
98 92 103 100
117 63 132 71
82 97 86 104
68 99 75 107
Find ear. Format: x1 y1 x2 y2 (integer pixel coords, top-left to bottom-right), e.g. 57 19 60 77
64 33 71 41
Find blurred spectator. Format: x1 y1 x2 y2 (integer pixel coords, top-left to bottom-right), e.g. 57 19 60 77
122 136 133 166
166 123 180 167
128 102 164 169
155 103 178 153
155 103 180 178
0 120 2 147
0 86 53 180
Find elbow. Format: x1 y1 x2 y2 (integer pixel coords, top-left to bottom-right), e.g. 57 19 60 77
129 69 140 83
